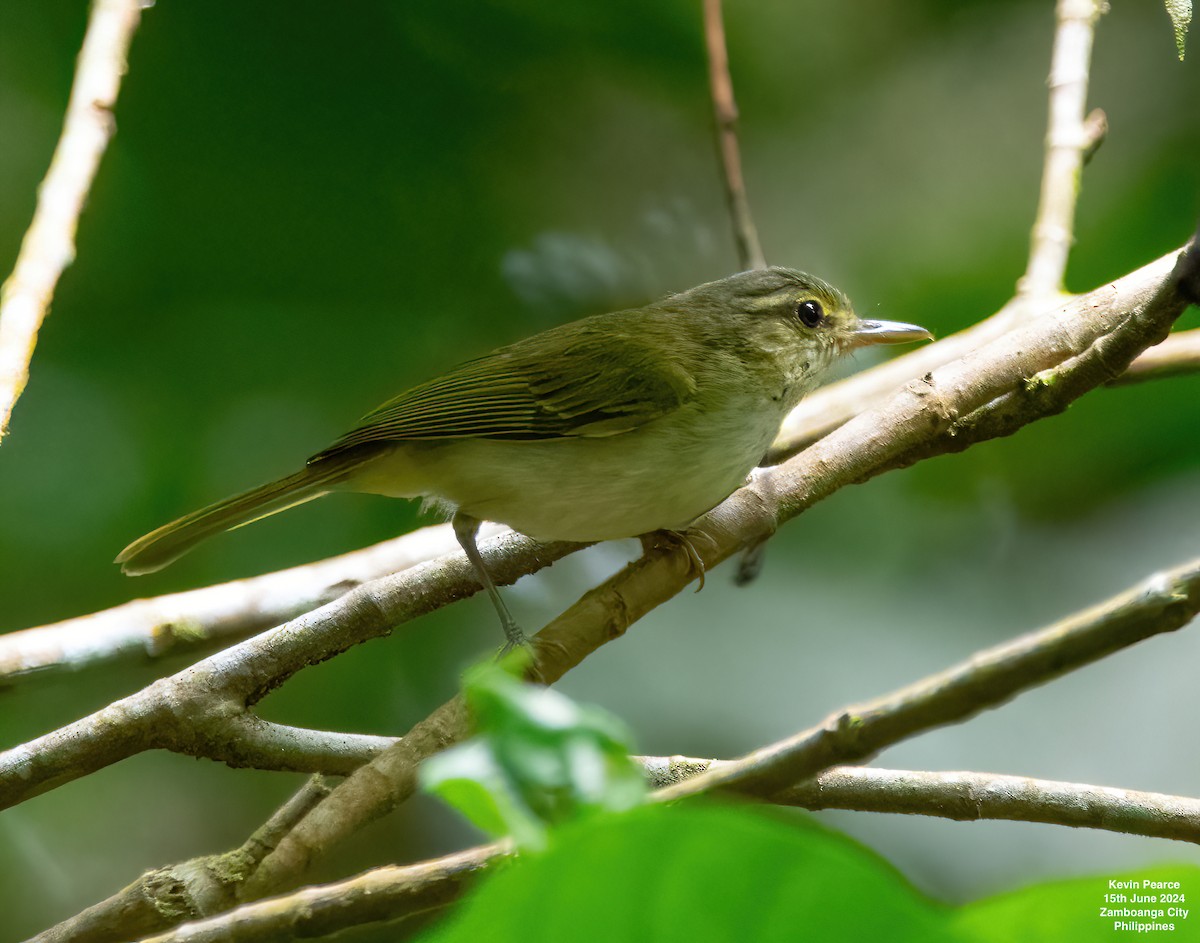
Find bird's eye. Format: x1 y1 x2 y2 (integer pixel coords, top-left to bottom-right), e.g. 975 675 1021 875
795 299 824 328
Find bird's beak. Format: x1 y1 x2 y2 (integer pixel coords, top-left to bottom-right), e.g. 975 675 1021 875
847 318 934 349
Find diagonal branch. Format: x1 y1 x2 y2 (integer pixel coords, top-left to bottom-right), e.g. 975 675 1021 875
0 0 147 443
656 557 1200 800
772 766 1200 840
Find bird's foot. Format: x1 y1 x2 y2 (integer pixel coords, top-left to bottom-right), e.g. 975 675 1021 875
640 528 713 592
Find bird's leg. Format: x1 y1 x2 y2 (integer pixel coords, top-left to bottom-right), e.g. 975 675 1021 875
639 528 712 592
452 511 529 653
734 536 769 586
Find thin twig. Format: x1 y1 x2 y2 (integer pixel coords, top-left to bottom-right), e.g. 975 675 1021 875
703 0 765 271
656 557 1200 800
1017 0 1106 299
0 0 146 443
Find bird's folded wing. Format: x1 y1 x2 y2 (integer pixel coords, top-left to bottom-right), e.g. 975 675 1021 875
310 327 697 460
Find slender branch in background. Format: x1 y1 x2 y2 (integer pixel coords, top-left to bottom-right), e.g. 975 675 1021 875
0 0 146 443
0 521 503 687
703 0 766 271
1116 328 1200 384
34 777 336 943
655 557 1200 800
1017 0 1105 300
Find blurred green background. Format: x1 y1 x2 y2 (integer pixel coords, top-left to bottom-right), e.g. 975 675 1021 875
1 0 1198 937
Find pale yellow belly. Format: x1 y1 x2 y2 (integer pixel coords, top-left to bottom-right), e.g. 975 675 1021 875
338 397 788 541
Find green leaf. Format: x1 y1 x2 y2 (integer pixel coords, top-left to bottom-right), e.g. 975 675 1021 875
420 662 647 847
418 802 1200 943
1165 0 1192 59
419 805 955 943
420 741 548 850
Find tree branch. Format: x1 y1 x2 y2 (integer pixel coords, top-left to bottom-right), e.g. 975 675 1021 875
33 776 336 943
62 754 1200 943
656 556 1200 800
703 0 765 271
99 845 501 943
0 0 146 443
644 758 1200 843
1018 0 1105 299
777 767 1200 839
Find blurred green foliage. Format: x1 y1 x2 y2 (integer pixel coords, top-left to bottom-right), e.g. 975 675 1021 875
421 660 646 849
1 0 1197 938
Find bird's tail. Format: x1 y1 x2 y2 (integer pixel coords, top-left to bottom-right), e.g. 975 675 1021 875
116 459 359 576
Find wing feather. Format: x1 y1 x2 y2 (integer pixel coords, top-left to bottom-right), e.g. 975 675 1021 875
311 321 696 461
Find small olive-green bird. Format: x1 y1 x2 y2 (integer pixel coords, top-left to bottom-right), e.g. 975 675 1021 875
117 268 931 647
